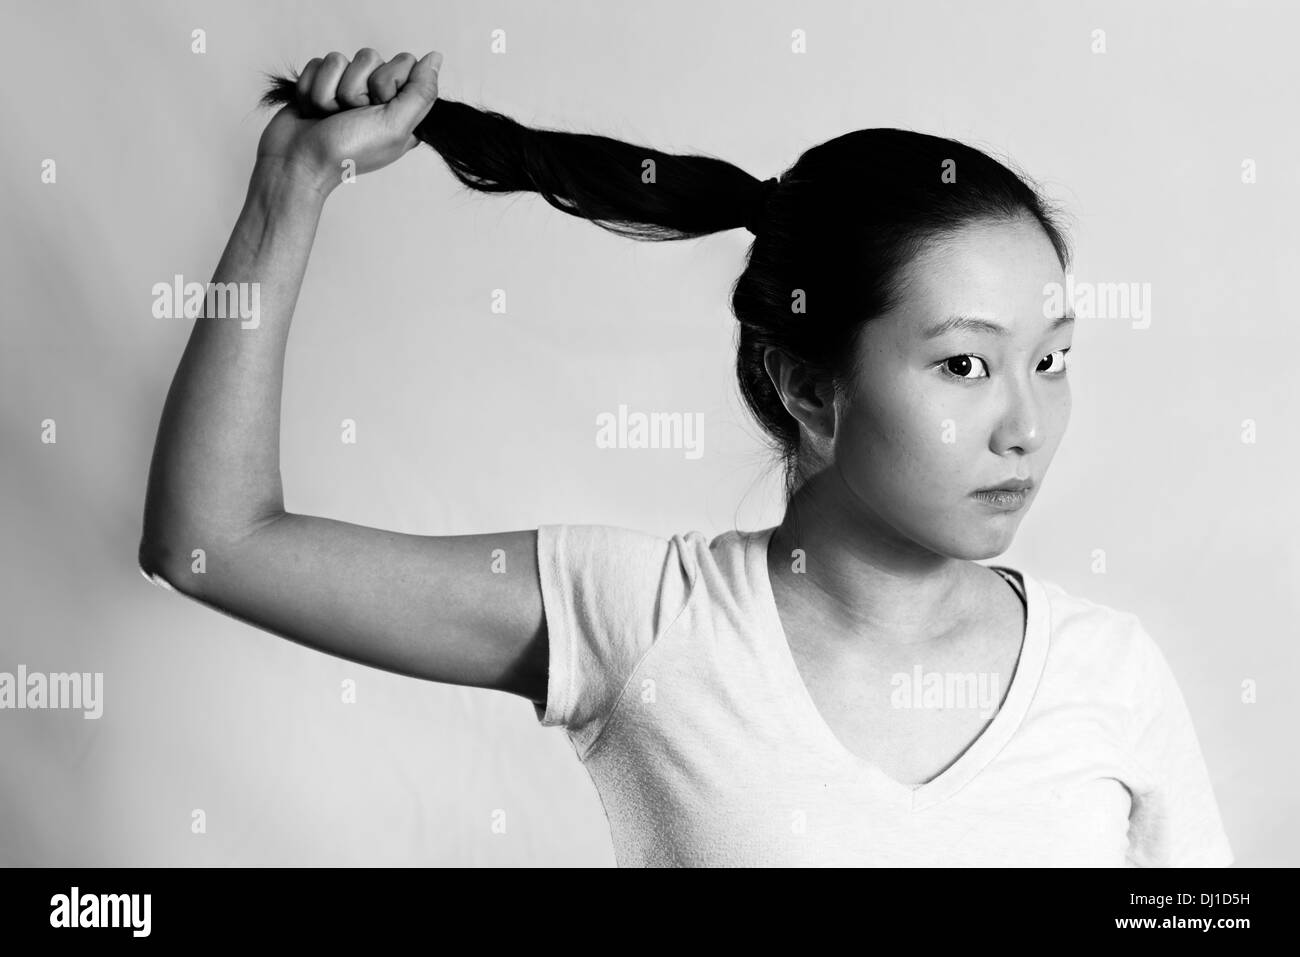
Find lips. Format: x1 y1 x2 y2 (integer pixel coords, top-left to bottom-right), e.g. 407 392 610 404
976 478 1034 493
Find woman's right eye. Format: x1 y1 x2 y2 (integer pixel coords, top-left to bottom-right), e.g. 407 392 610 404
939 355 989 380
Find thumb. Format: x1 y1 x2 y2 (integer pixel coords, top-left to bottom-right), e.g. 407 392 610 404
386 50 442 134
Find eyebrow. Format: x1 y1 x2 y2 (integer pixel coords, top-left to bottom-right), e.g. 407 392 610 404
921 314 1076 339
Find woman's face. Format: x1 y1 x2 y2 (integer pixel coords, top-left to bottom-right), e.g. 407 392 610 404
831 215 1073 561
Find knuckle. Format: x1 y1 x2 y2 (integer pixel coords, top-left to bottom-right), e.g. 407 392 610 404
367 73 397 98
322 51 347 67
309 86 335 109
389 51 416 65
296 59 321 92
353 47 382 63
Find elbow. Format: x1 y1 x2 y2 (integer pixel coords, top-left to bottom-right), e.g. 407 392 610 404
138 493 188 591
137 537 195 596
137 508 284 595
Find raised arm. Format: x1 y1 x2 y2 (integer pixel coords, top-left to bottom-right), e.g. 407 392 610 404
138 49 548 704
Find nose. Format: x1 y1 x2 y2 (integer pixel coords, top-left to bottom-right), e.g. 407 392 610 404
990 374 1045 456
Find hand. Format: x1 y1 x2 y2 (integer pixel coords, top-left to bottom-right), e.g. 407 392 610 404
256 48 443 193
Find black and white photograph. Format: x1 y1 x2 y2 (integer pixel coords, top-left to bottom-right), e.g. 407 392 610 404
2 0 1293 921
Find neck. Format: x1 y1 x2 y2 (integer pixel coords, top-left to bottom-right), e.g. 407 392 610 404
769 472 983 648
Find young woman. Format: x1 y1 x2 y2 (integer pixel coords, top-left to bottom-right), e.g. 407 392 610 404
139 48 1233 867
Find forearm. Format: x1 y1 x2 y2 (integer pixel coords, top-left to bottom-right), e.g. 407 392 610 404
140 159 334 563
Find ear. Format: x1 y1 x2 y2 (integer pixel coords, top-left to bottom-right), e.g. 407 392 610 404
762 347 836 441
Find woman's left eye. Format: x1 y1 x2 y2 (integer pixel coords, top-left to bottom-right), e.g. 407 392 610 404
1037 348 1071 374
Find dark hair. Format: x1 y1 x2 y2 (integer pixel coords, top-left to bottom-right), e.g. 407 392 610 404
261 74 1071 502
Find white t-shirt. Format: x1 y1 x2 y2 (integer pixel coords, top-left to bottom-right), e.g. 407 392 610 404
533 523 1234 867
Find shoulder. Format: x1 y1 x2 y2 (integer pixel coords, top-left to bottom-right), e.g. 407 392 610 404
1026 573 1170 698
536 523 705 583
534 523 728 633
535 522 755 584
1034 574 1150 645
534 523 764 632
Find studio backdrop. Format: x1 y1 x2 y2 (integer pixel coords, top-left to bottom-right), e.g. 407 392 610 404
1 0 1296 865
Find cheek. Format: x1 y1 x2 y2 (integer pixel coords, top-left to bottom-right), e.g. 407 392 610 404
836 379 967 501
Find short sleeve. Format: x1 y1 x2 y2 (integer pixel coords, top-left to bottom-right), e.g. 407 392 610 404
533 524 697 758
1122 618 1234 867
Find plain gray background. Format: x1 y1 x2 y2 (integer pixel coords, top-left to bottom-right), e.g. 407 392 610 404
2 0 1295 865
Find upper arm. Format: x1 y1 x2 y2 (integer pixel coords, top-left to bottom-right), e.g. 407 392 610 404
139 513 549 704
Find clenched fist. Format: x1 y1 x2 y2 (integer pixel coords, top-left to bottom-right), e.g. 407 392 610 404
256 48 443 192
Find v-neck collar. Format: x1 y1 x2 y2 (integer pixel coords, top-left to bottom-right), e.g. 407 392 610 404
746 526 1050 813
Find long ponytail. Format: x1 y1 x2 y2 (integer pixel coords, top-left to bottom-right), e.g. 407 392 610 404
259 72 772 242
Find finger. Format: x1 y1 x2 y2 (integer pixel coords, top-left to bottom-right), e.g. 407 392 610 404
337 48 384 107
309 51 349 113
295 58 322 111
367 52 416 104
384 50 441 136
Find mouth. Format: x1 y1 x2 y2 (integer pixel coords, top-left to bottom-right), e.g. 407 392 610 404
971 478 1034 511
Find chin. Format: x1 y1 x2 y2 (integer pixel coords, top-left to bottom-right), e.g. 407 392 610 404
940 541 1011 562
930 521 1021 562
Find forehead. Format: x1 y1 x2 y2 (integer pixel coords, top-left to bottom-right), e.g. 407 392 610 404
881 217 1067 341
